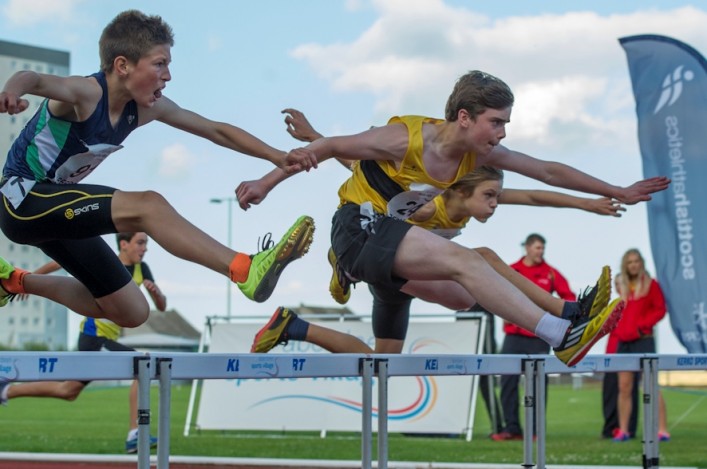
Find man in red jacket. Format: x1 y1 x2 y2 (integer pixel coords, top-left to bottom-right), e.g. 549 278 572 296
492 233 576 441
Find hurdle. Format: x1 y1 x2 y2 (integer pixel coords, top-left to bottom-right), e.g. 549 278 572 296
0 352 154 468
1 351 706 469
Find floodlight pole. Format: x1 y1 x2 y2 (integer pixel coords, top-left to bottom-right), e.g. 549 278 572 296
209 197 235 318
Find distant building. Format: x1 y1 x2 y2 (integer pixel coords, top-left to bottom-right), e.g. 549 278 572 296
287 303 357 319
0 39 70 349
121 309 201 352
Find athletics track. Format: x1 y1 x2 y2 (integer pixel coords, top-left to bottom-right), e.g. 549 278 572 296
0 454 699 469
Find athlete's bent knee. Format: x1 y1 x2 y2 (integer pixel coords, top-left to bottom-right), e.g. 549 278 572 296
59 382 86 401
114 190 171 227
114 308 149 328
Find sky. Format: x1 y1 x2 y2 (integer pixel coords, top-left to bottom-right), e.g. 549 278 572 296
2 0 706 354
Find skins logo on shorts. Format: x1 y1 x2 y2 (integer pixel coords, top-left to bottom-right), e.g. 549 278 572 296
64 203 100 220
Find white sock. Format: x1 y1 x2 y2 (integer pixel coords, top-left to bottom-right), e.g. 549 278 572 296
127 428 138 441
1 385 9 402
534 313 571 348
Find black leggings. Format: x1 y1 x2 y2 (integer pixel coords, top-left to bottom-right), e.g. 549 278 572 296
370 284 414 340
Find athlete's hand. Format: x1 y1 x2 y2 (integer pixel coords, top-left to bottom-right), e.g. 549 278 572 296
617 176 671 204
143 279 167 311
143 279 161 296
283 147 318 174
236 179 271 210
586 197 626 217
0 91 29 115
282 108 323 143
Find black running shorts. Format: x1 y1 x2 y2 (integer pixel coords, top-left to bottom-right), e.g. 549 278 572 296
0 182 132 297
331 203 413 291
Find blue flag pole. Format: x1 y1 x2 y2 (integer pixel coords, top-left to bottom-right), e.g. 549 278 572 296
620 34 707 353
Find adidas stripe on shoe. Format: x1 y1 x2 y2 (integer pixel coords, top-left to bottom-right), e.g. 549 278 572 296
554 297 624 367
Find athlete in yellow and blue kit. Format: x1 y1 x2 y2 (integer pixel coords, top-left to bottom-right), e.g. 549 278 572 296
0 232 165 453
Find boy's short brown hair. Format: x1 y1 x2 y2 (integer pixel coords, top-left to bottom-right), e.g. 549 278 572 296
523 233 546 247
116 232 137 249
99 10 174 73
445 70 514 121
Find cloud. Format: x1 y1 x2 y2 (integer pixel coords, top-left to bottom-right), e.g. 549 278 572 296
207 34 223 52
290 2 707 147
158 143 195 179
344 0 367 12
2 0 85 25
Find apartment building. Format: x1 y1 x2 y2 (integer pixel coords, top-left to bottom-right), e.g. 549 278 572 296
0 39 70 349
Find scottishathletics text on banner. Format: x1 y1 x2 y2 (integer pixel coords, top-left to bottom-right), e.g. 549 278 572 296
620 34 707 353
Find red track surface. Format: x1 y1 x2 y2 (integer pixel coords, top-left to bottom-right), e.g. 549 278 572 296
0 461 332 469
0 454 349 469
0 464 302 469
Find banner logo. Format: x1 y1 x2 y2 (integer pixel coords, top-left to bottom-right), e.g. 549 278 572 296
654 65 694 114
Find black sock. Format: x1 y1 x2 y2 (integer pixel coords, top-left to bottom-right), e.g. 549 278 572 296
561 302 580 320
286 316 310 341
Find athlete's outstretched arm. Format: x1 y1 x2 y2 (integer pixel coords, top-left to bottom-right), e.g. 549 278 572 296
499 189 626 217
282 108 355 170
237 109 361 210
480 145 670 205
289 123 409 172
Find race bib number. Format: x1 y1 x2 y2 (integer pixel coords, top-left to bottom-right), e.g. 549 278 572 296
386 183 443 220
52 143 123 184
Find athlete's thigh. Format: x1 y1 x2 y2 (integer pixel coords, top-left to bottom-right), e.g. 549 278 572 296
401 278 476 311
393 226 473 281
40 237 133 298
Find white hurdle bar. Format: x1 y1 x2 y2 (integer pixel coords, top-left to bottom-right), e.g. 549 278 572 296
150 352 371 469
1 352 706 469
364 353 707 469
0 352 154 468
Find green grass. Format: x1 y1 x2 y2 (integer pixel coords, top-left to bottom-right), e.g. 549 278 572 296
0 379 705 467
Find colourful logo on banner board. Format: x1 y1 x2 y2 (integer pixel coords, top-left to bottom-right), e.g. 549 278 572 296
249 337 454 421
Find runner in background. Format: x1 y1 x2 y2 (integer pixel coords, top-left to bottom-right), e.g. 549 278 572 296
1 233 165 453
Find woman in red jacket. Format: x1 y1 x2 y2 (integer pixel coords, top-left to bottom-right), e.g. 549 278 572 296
613 248 670 442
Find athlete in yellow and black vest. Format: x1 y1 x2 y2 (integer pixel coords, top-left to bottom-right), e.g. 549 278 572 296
332 115 477 290
247 70 658 366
